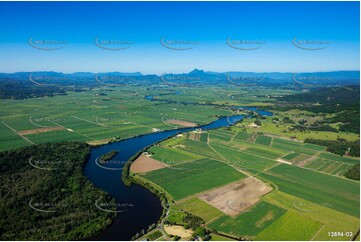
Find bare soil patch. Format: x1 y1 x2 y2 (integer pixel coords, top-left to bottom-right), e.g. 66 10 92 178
199 177 272 216
18 126 64 135
276 158 293 165
166 119 197 127
164 225 193 239
130 154 168 173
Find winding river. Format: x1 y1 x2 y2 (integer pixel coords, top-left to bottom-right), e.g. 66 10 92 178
84 108 271 240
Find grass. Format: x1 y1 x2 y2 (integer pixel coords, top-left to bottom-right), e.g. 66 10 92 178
210 144 277 172
148 146 201 165
255 212 322 240
178 139 221 159
258 164 360 217
167 204 187 225
142 158 246 200
178 197 223 222
147 230 163 240
244 115 359 142
318 152 359 165
282 152 300 160
208 202 286 238
210 233 235 241
262 191 360 241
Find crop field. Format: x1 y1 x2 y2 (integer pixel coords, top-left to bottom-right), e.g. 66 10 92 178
304 158 352 176
210 233 235 241
148 146 201 165
141 158 246 200
318 152 359 164
282 152 301 160
177 139 221 159
243 147 282 159
234 131 252 141
140 125 360 240
0 87 233 152
209 132 233 142
258 164 360 217
208 202 286 238
262 191 360 241
255 135 272 146
255 212 322 241
270 138 319 155
178 197 223 222
210 144 277 172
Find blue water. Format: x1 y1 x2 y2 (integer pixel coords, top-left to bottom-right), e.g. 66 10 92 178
84 110 272 240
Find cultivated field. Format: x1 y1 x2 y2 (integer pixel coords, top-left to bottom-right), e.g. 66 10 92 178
199 177 272 216
141 158 246 200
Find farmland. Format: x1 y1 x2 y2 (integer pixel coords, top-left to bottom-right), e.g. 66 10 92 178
141 158 246 200
0 81 359 241
208 202 287 238
255 212 322 241
137 122 359 240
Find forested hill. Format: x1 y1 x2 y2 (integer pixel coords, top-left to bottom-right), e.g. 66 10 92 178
278 85 359 106
0 78 66 99
0 142 116 240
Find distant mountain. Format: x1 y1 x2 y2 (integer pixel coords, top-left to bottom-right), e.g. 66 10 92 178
0 70 359 86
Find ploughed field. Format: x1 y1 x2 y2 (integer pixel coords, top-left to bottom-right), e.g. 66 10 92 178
137 127 360 241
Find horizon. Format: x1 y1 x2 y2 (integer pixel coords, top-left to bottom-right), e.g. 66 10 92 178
0 1 359 74
0 69 360 76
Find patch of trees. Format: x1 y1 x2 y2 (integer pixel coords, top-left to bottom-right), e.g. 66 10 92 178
304 138 360 157
99 150 119 163
274 86 360 134
277 85 359 107
291 124 338 132
344 163 360 181
0 142 116 240
254 120 262 126
0 78 66 99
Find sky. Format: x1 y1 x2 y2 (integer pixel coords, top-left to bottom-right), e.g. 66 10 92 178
0 1 359 74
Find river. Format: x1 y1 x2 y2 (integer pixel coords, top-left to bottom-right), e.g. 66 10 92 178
84 109 271 240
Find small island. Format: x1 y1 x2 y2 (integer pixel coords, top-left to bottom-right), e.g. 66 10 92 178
99 150 119 164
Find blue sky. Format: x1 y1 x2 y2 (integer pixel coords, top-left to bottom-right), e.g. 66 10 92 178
0 1 359 74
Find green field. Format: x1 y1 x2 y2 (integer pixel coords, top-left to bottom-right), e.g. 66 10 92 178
210 233 236 241
178 197 223 222
263 191 360 241
255 135 272 146
255 212 322 240
259 164 360 217
210 143 277 172
148 146 201 165
142 158 246 200
208 202 286 238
